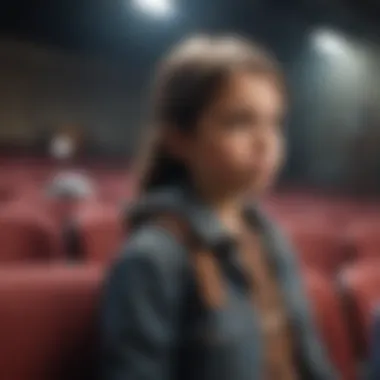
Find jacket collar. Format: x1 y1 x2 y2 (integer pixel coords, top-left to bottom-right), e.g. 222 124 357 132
127 184 264 250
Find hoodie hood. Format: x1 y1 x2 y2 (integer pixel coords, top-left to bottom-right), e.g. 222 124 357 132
126 187 188 229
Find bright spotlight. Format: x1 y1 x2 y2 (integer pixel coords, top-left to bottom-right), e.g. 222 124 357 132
132 0 174 19
312 29 348 56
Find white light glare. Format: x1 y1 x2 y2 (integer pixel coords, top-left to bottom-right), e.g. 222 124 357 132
312 29 348 56
132 0 174 18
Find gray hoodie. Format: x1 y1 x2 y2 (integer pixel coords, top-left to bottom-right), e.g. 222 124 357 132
100 185 338 380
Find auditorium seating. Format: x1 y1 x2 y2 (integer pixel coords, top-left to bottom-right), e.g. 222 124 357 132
304 270 357 380
348 220 380 260
340 260 380 357
0 157 378 379
73 203 124 263
0 264 104 380
290 226 350 276
0 202 62 263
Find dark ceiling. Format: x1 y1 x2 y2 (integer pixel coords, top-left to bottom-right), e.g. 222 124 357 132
0 0 378 59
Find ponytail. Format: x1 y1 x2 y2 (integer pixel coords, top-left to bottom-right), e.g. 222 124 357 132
138 144 189 193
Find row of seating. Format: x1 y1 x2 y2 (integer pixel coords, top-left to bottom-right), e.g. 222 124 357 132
304 261 380 379
1 198 379 282
0 199 124 263
0 161 378 378
0 264 102 380
0 207 377 379
288 219 380 277
0 261 378 380
0 164 131 204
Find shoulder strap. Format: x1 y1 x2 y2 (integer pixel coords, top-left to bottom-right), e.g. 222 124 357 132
154 213 226 309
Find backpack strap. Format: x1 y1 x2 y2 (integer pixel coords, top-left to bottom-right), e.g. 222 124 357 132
154 213 226 309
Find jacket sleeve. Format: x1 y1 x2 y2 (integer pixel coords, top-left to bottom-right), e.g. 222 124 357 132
100 224 189 380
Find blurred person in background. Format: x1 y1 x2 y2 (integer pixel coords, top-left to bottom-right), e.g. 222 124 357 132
101 35 337 380
49 125 84 162
45 171 97 260
50 131 75 161
46 171 96 201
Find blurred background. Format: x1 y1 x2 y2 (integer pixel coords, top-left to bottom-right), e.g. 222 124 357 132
0 1 379 380
0 0 379 193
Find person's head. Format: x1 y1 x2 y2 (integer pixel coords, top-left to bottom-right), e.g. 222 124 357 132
136 34 286 199
50 133 75 161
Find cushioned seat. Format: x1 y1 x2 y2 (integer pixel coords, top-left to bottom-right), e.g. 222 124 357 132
304 270 357 380
0 264 104 380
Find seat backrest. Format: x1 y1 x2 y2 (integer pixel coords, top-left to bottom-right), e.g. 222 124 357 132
0 183 14 203
368 304 380 380
289 226 348 276
303 270 357 380
75 204 124 263
340 260 380 357
0 204 61 262
348 220 380 260
0 265 104 380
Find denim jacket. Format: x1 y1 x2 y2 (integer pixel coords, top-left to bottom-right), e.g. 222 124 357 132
100 185 338 380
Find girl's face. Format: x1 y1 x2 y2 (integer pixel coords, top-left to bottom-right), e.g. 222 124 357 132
179 71 286 196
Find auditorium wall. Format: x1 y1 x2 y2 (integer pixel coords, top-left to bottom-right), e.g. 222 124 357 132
0 38 141 155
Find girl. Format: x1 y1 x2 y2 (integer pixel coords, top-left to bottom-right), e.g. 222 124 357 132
101 35 337 380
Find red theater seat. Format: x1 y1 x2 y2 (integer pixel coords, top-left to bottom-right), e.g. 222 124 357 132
340 260 380 357
289 226 348 276
0 204 61 262
304 270 357 380
0 265 104 380
348 220 380 260
0 183 14 203
74 204 124 263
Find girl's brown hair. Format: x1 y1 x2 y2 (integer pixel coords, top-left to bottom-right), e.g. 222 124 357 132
135 35 285 308
136 34 284 194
